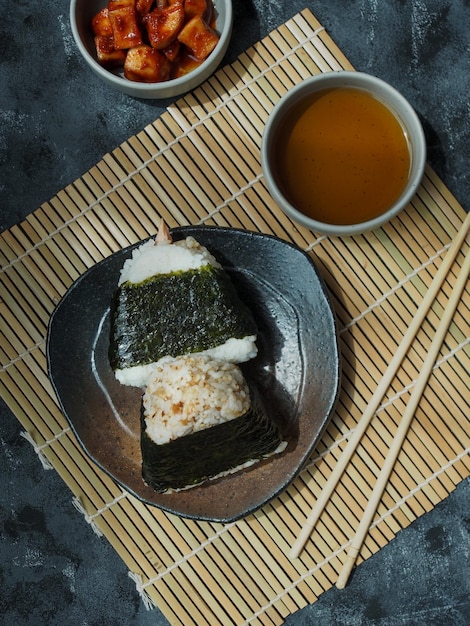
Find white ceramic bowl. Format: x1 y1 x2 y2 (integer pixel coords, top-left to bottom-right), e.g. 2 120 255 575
70 0 233 99
261 71 427 236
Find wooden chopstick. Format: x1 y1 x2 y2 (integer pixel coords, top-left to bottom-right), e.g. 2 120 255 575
337 244 470 588
290 211 470 561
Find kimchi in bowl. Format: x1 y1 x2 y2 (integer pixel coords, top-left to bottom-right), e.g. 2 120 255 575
70 0 233 99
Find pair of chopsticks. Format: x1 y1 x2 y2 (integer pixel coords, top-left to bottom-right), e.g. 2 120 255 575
290 211 470 589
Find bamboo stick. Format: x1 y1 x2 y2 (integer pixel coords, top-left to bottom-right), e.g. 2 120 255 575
337 245 470 588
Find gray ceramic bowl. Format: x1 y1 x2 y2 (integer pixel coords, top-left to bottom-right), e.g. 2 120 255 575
70 0 232 99
261 71 426 236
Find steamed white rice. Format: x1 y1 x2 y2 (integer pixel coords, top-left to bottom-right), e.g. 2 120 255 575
143 355 251 446
119 236 220 285
115 334 258 388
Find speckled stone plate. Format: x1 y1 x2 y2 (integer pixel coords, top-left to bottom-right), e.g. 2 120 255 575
47 226 340 522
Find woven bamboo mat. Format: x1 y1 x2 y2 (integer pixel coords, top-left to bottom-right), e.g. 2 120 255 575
1 8 469 625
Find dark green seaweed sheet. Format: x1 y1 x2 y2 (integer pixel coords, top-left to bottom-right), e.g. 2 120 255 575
109 265 257 371
141 388 284 492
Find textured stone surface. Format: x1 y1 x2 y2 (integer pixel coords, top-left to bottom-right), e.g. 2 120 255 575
1 1 469 624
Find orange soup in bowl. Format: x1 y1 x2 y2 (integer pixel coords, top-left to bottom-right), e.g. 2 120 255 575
275 87 411 226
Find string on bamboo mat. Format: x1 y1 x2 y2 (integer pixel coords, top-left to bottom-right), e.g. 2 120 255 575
20 429 71 470
72 492 129 537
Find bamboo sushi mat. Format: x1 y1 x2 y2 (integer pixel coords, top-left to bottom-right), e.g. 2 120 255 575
1 8 469 625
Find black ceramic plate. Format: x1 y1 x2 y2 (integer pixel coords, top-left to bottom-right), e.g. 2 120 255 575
47 226 340 522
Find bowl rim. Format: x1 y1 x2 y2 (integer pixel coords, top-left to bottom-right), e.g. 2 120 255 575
261 71 427 236
69 0 233 96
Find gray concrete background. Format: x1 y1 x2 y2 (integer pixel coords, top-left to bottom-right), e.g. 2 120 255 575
1 1 469 624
